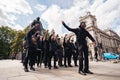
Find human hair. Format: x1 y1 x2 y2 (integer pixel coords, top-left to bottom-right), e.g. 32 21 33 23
79 22 86 28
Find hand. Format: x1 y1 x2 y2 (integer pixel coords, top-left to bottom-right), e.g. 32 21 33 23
52 31 55 35
46 30 49 32
62 20 64 24
62 21 66 25
70 35 72 38
92 42 96 46
65 34 67 37
46 30 49 34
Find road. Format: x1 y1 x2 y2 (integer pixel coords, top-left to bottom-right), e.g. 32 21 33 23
0 60 120 80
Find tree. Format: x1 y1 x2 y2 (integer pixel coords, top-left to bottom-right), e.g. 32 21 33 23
10 26 29 56
0 26 16 58
10 30 26 55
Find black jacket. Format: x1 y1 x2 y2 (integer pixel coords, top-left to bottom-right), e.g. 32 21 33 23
26 29 37 49
63 23 95 45
63 37 71 50
48 34 57 51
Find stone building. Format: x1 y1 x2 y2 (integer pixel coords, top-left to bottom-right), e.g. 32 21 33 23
68 12 120 60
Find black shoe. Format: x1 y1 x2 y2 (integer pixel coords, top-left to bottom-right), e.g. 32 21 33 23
37 65 39 67
75 64 78 66
54 66 58 69
24 68 29 72
49 67 51 70
64 65 68 68
44 66 48 68
68 65 73 67
79 71 86 75
37 64 39 67
59 65 64 67
85 70 93 74
30 67 35 71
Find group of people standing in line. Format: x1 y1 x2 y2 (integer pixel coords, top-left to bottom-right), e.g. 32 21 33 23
22 17 96 75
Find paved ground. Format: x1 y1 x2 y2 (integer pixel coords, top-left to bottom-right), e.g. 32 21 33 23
0 60 120 80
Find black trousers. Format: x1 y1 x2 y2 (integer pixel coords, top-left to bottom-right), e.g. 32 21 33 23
78 44 89 72
57 49 63 66
64 50 71 66
43 49 49 67
36 50 43 66
73 51 78 66
94 52 98 60
48 50 58 68
23 48 36 69
22 52 26 63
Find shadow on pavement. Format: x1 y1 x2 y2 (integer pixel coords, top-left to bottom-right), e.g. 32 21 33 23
94 73 120 78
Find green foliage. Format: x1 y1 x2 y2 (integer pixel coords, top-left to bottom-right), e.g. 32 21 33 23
10 30 25 54
0 25 47 58
0 26 16 58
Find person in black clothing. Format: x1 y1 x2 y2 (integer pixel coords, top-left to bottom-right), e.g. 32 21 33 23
56 38 64 67
94 45 98 62
43 31 49 68
63 34 68 67
22 49 26 63
36 35 44 67
48 33 58 69
67 36 73 67
70 39 78 66
23 23 40 72
62 21 96 75
63 35 72 67
22 37 27 63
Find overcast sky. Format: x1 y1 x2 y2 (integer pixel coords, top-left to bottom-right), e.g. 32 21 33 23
0 0 120 36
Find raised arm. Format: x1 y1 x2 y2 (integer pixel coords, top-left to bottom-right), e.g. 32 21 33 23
63 34 67 43
44 30 49 40
86 31 95 42
63 34 67 46
48 32 55 42
62 21 77 33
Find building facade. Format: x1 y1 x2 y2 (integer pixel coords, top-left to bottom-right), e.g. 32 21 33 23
68 12 120 60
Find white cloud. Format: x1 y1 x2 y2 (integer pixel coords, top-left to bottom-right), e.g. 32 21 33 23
1 0 119 36
13 24 24 31
0 0 33 14
113 25 120 36
41 0 90 35
6 24 23 31
0 0 33 30
41 5 63 35
0 10 17 27
35 4 47 11
41 0 120 36
89 0 120 30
